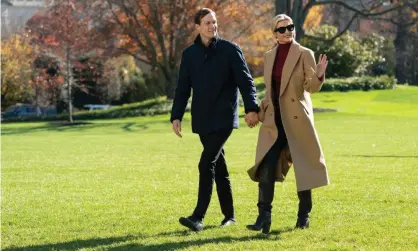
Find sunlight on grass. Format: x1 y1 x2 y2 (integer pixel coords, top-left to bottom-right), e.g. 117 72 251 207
2 88 418 250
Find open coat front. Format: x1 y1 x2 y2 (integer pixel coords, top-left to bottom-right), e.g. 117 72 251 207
247 41 329 192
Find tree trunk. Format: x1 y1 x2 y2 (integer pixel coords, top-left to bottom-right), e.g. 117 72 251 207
275 0 291 15
394 8 408 84
292 0 305 41
66 47 73 123
276 0 305 40
164 66 178 99
34 86 41 117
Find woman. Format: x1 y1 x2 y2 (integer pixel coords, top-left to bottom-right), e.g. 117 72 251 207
246 14 329 234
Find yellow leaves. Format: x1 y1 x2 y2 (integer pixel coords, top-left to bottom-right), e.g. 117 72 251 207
1 33 37 100
409 8 418 33
303 5 324 30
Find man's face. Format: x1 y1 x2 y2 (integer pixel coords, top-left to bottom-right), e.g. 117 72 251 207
196 12 218 39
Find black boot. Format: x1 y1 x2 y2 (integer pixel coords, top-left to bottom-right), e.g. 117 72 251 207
295 190 312 229
246 211 272 234
247 158 276 234
295 217 310 229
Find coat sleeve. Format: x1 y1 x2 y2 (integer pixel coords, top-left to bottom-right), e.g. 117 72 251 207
170 51 192 123
230 45 260 113
303 49 325 93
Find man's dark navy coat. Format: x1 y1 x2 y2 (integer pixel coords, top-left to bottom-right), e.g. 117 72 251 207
170 35 259 134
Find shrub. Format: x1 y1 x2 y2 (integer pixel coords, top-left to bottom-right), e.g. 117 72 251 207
301 25 385 78
322 75 396 92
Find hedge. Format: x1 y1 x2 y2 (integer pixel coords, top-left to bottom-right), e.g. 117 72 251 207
320 75 396 92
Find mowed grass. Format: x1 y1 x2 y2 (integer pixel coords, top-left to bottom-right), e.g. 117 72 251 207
2 86 418 250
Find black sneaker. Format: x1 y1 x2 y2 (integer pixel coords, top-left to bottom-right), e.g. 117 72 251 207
220 218 236 227
179 216 203 232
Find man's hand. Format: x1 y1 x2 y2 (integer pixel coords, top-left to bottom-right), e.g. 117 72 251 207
245 112 259 128
172 119 182 137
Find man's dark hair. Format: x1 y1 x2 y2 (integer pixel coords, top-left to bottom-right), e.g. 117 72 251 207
194 8 215 25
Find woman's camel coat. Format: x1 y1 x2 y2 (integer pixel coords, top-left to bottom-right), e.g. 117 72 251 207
247 41 329 192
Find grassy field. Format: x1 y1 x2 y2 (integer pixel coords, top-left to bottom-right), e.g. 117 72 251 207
2 86 418 250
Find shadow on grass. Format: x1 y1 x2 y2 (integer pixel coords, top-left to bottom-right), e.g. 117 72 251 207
156 225 219 237
3 227 294 251
341 154 417 158
108 227 293 251
2 235 140 251
1 122 152 136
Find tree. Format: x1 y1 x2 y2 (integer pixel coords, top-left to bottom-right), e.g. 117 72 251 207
31 55 63 115
27 0 92 122
1 33 36 108
100 55 146 103
86 0 266 99
275 0 403 41
72 56 104 109
365 0 418 83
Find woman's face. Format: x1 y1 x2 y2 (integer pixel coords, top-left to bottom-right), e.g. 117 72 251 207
275 19 294 44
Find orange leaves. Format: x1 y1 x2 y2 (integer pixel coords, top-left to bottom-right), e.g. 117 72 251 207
44 35 60 46
218 1 274 76
303 5 324 30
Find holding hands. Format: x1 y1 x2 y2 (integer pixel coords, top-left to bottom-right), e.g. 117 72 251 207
173 112 260 137
245 112 259 128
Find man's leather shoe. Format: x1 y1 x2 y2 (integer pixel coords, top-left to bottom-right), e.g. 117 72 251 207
179 216 203 232
220 218 236 227
295 217 309 229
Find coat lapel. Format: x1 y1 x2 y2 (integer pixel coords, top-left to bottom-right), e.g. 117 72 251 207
280 42 302 96
264 45 277 102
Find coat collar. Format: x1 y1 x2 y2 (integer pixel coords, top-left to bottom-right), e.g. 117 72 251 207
265 40 303 96
194 35 219 50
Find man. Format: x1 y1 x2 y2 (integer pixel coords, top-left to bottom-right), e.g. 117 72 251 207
170 8 259 232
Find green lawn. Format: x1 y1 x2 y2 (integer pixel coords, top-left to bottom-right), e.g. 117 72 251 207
2 86 418 250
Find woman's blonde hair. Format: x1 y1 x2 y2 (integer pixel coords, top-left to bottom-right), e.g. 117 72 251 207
271 14 295 37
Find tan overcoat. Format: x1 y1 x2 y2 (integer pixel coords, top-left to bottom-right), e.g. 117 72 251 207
247 41 329 192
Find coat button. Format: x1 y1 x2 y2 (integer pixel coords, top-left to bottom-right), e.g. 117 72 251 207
291 98 295 102
294 116 298 119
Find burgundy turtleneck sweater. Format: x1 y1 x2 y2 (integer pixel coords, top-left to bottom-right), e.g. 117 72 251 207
272 42 292 97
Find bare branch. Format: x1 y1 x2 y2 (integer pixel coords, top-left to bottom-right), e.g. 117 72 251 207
406 2 418 12
148 2 169 68
106 0 157 66
230 6 274 41
116 0 158 64
312 0 401 17
371 16 418 27
304 12 358 42
302 0 316 19
118 47 152 65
